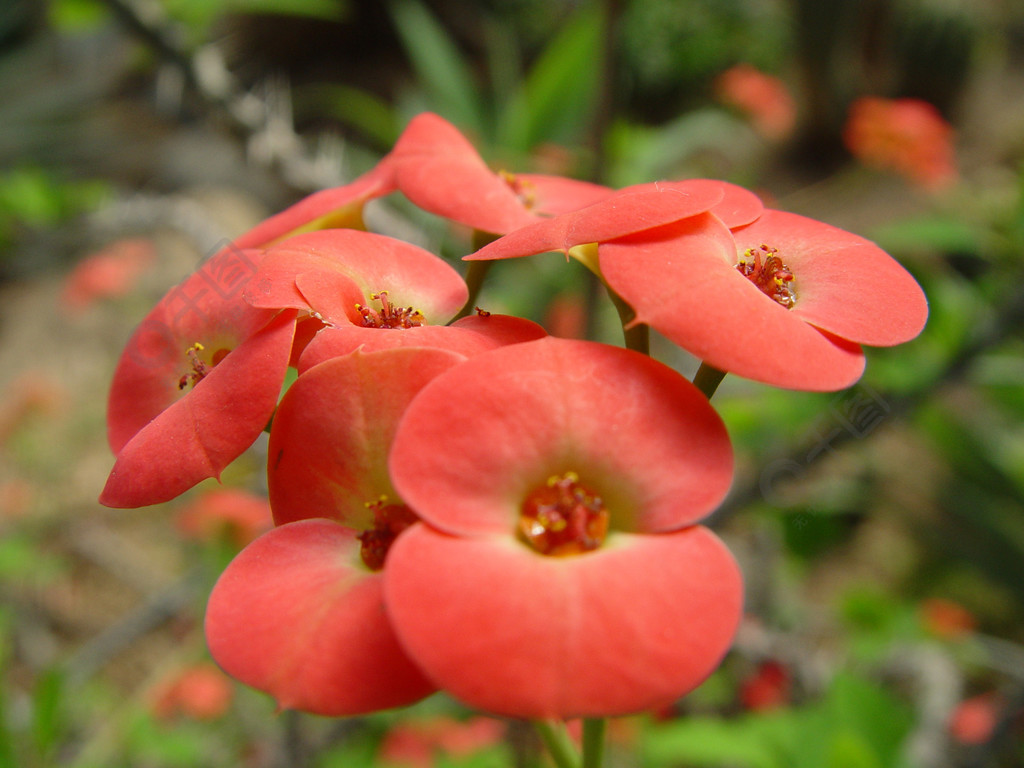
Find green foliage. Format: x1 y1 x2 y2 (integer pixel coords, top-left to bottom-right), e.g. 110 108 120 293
643 673 913 768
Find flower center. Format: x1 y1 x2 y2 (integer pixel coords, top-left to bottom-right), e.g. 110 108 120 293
499 170 537 210
357 499 419 571
355 291 425 329
178 342 229 389
518 472 609 556
736 244 796 308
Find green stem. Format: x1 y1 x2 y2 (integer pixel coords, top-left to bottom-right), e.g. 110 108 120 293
692 361 727 400
606 285 649 355
453 259 494 321
533 720 580 768
581 718 607 768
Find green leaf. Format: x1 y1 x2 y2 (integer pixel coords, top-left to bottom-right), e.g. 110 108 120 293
496 2 605 154
389 0 484 138
298 83 400 148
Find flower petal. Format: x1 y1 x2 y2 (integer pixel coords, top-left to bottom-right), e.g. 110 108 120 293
205 519 435 716
296 313 547 372
732 209 928 346
269 347 466 527
512 173 613 215
245 229 468 324
384 113 539 234
101 310 296 507
600 214 867 391
466 180 725 262
389 337 733 536
384 524 742 719
232 164 396 250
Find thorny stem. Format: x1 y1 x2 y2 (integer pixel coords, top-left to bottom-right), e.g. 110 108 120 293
534 720 580 768
692 362 728 400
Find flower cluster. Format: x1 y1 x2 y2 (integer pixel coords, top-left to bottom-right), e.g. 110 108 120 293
101 113 927 721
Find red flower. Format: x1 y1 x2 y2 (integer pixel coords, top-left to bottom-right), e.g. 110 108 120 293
383 337 742 718
101 248 296 508
377 716 506 768
380 112 612 232
715 64 796 141
243 228 544 369
61 237 155 312
843 97 957 191
148 663 233 721
176 488 272 548
471 188 927 391
205 347 465 715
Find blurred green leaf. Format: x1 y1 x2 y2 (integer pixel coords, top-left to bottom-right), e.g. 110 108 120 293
297 83 400 148
389 0 484 138
32 669 64 764
870 215 982 256
47 0 109 33
496 2 605 154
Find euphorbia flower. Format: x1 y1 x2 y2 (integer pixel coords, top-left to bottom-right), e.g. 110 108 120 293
383 337 743 718
470 188 927 391
101 248 296 508
714 64 796 141
842 97 957 191
599 209 928 390
380 112 612 233
206 347 464 715
243 228 544 369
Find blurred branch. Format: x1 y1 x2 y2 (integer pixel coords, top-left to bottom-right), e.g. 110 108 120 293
101 0 349 191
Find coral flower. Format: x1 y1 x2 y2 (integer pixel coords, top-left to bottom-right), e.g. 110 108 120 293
101 247 296 508
380 112 612 232
206 347 464 716
61 237 156 312
383 337 743 718
243 228 544 369
843 97 957 191
600 209 928 389
471 189 927 391
714 64 796 141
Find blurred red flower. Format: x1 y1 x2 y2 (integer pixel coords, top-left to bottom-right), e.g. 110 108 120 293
176 488 272 548
149 663 233 721
715 64 796 141
61 238 156 312
378 716 506 768
843 97 957 191
739 660 791 711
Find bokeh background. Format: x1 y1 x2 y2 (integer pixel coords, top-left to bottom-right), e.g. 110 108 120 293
1 0 1023 766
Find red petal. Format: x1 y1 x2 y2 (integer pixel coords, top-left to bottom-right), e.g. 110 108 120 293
600 214 867 391
467 180 725 261
269 347 466 526
205 519 435 716
514 173 613 215
100 311 296 507
297 313 546 372
232 164 396 250
384 524 742 718
389 337 733 536
733 209 928 346
385 113 538 234
245 229 468 324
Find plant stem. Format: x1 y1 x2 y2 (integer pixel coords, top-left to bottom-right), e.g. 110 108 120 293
581 718 607 768
692 361 727 400
534 720 580 768
454 259 494 321
606 285 649 355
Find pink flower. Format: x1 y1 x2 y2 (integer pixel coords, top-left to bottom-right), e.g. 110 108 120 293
101 247 296 508
843 97 957 190
148 663 233 721
383 337 742 718
205 347 466 716
715 64 796 141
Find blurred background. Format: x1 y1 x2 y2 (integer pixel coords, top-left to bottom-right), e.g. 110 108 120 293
1 0 1023 766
